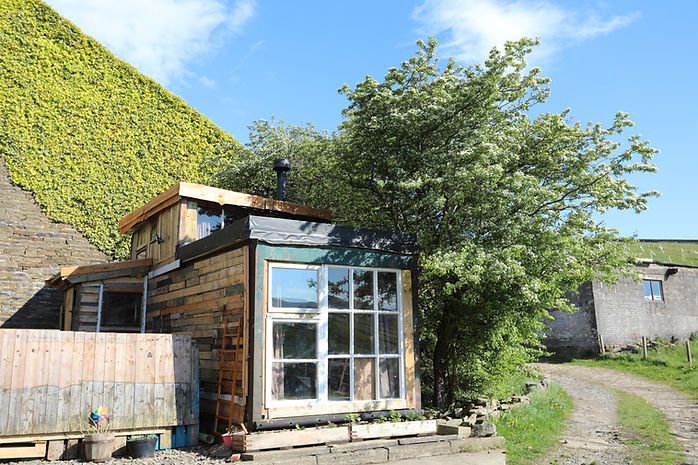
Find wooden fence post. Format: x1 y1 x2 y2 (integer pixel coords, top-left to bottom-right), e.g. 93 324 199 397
642 336 648 361
687 340 693 367
599 334 605 354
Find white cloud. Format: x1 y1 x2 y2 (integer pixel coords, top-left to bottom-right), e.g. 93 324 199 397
198 75 217 88
413 0 638 63
46 0 256 86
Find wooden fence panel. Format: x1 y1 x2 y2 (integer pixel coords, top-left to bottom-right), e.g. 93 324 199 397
0 329 198 438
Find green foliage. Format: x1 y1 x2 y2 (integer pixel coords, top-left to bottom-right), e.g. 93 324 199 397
493 383 572 465
0 0 242 258
572 341 698 400
215 118 349 220
616 391 683 465
214 37 658 402
344 413 361 424
336 37 658 405
387 409 402 423
403 412 426 421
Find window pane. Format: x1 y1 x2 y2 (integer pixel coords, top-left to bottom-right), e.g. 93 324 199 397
328 358 350 400
224 209 243 229
377 272 397 311
197 205 222 239
643 280 652 300
102 291 142 328
379 358 400 399
354 314 375 354
379 314 399 354
328 268 350 309
353 270 374 310
353 358 375 400
273 322 316 359
272 268 319 309
651 280 662 301
272 362 317 400
328 313 350 354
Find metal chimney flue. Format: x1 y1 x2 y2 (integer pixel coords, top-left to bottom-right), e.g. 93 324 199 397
273 158 291 201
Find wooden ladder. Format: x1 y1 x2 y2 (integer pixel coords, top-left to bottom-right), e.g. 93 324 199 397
214 317 244 435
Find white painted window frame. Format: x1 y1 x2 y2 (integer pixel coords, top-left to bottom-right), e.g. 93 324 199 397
265 262 405 409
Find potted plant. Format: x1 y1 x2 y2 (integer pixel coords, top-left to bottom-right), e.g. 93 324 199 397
83 407 114 462
221 425 244 447
127 434 158 458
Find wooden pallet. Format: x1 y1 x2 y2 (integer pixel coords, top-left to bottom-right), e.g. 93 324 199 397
0 427 174 460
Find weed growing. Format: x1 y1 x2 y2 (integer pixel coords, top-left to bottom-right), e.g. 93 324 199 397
493 383 572 465
616 391 684 465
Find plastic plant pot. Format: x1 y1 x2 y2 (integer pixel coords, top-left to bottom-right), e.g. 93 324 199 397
127 437 157 458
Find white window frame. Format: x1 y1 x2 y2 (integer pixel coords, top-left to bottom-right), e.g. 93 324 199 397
268 263 323 314
643 278 664 302
265 262 405 409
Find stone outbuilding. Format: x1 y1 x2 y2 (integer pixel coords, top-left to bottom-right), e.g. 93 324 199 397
544 240 698 356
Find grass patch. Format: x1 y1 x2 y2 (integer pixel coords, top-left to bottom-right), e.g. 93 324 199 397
571 340 698 401
616 391 684 465
493 383 572 465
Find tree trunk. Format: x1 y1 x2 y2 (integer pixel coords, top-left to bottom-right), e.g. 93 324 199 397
432 309 455 408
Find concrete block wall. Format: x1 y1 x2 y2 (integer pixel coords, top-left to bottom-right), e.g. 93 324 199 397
594 264 698 347
543 282 600 356
0 156 110 328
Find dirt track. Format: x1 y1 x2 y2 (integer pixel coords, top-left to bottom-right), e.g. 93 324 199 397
537 363 698 465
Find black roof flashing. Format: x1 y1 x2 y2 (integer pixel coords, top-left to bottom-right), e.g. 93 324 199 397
177 215 417 263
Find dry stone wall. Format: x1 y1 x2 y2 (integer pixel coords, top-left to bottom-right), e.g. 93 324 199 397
0 156 110 328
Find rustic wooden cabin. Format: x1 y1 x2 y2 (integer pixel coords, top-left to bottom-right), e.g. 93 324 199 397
52 181 419 434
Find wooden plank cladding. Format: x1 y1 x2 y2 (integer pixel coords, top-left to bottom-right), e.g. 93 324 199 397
118 182 333 235
147 245 249 426
0 329 198 437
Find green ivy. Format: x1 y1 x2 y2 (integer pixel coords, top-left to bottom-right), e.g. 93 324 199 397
0 0 243 259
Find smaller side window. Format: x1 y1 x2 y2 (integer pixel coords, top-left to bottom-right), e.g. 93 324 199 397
197 204 223 240
643 279 663 301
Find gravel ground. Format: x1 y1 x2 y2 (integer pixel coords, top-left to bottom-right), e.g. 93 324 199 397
3 445 232 465
537 362 698 465
540 371 631 465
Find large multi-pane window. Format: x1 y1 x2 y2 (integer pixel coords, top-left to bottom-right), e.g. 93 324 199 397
267 263 404 406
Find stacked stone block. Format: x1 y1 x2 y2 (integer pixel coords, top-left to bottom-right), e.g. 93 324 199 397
0 156 110 328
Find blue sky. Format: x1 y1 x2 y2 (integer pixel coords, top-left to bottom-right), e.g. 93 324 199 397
46 0 697 239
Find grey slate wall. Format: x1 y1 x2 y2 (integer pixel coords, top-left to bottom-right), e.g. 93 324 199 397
594 264 698 347
543 282 600 356
0 156 110 328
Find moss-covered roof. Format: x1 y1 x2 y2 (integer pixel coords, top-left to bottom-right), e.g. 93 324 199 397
0 0 242 259
625 240 698 267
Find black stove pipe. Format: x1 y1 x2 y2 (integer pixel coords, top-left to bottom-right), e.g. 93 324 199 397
273 158 291 201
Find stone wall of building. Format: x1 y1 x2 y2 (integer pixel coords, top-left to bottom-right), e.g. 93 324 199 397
0 156 110 328
543 282 600 357
594 264 698 347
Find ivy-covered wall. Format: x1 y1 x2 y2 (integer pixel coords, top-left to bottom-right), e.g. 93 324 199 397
0 0 242 259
